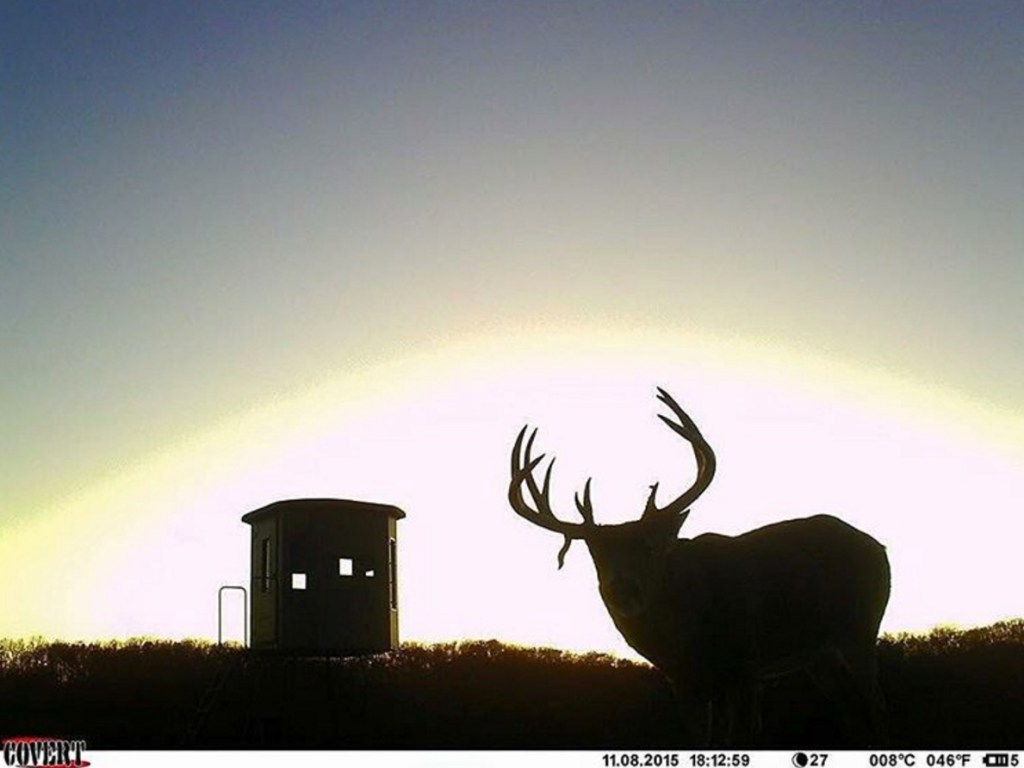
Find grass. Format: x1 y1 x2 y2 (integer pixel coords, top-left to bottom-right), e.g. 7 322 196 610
1 621 1023 749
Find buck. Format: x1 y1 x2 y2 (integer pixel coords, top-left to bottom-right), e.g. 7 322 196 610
507 388 891 746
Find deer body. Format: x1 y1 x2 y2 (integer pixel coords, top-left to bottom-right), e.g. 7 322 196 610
594 516 889 702
508 389 891 746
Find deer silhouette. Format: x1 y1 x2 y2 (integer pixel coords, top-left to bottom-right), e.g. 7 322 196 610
508 388 890 746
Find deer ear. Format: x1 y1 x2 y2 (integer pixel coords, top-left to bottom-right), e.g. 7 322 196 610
556 535 573 569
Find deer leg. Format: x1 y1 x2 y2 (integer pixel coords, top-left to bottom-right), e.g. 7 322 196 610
751 683 764 742
842 646 889 747
707 689 742 748
705 696 728 748
733 681 763 747
804 647 881 747
706 699 717 747
668 680 712 748
718 681 761 748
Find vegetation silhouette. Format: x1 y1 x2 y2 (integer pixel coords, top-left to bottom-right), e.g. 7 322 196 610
2 625 1024 748
509 388 890 746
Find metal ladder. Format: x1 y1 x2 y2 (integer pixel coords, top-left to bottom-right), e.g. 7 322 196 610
179 584 250 747
178 652 246 747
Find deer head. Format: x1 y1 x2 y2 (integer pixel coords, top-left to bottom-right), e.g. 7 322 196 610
508 387 717 618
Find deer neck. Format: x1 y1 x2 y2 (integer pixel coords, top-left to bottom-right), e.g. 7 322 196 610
600 569 680 667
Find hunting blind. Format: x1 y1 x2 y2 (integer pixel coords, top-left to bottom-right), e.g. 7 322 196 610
241 498 405 653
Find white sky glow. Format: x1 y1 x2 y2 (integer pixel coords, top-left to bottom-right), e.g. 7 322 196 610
3 328 1021 656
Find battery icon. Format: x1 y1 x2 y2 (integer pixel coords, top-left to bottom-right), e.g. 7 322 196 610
983 755 1010 767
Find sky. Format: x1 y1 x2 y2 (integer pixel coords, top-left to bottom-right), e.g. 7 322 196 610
2 2 1023 656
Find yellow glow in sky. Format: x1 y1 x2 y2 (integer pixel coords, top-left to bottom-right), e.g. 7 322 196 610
2 326 1022 657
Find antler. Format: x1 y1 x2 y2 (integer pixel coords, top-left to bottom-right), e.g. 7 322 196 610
509 425 592 568
643 387 717 520
509 389 714 563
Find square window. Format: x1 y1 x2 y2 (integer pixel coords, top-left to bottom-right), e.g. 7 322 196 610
291 573 307 590
338 558 353 577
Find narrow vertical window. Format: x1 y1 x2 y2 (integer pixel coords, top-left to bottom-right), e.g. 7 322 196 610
261 538 271 593
338 557 353 577
388 538 397 610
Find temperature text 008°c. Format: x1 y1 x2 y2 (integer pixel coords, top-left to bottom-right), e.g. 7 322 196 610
870 755 917 767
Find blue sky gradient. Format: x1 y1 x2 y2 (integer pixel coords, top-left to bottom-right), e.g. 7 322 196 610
2 2 1023 642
